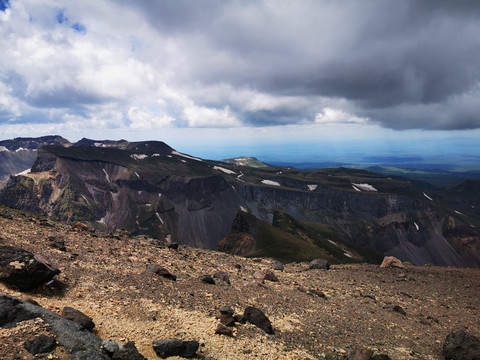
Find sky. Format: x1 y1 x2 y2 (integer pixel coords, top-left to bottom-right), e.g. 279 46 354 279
0 0 480 163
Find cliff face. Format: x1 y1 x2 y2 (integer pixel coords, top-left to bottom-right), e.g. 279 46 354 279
0 140 478 267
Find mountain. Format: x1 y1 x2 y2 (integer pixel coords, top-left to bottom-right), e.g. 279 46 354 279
221 156 268 167
0 137 479 267
0 136 71 188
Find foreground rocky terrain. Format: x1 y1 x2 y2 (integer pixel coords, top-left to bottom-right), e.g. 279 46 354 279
0 205 479 359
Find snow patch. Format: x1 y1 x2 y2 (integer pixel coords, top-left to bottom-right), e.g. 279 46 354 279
165 234 172 243
423 192 433 201
155 212 164 224
152 153 161 157
213 166 236 175
352 183 377 192
81 195 89 203
307 184 318 191
94 143 102 147
15 168 31 176
171 150 202 162
344 253 353 258
102 168 110 183
240 206 248 212
15 147 26 152
167 155 172 158
352 185 361 192
328 240 338 247
262 180 281 186
454 210 464 215
135 172 140 178
0 146 9 152
131 154 148 160
181 160 186 163
414 222 419 231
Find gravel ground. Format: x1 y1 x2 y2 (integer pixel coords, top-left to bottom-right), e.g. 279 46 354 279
0 207 479 359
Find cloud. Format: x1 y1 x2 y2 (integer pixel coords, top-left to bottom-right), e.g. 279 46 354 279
0 0 480 134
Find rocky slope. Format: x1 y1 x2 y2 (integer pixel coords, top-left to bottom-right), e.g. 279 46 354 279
0 137 479 267
0 205 479 360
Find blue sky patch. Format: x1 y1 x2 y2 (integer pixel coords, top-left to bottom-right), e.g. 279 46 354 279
71 23 87 34
0 0 10 12
55 8 68 24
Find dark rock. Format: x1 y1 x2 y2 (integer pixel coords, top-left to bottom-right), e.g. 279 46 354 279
47 232 67 251
254 270 279 283
349 347 374 360
215 323 233 337
392 305 406 316
152 339 199 358
219 306 234 316
0 294 109 359
25 298 40 306
220 313 236 327
309 289 327 298
167 242 179 250
146 264 176 281
213 271 230 284
443 331 480 360
360 293 377 302
371 355 392 360
243 306 273 334
234 264 242 269
24 334 56 355
272 260 284 271
201 275 215 284
40 219 55 227
0 246 60 290
112 341 147 360
61 306 95 331
309 259 330 270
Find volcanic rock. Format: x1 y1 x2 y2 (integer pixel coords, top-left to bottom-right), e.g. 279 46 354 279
443 331 480 360
61 306 95 331
146 264 176 281
0 246 60 290
152 339 199 358
24 334 56 355
349 347 374 360
213 271 230 284
112 341 147 360
46 232 66 251
380 256 404 269
309 259 330 270
272 260 284 271
201 275 215 284
215 323 233 337
243 306 273 334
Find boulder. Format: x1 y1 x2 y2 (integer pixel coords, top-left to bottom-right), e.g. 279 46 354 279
146 264 176 281
61 306 95 331
272 260 284 271
0 246 60 290
0 294 109 359
152 339 199 358
101 340 120 356
219 306 236 326
213 271 230 284
380 256 404 269
243 306 273 334
443 331 480 360
309 259 330 270
167 242 179 250
254 270 279 283
24 334 56 355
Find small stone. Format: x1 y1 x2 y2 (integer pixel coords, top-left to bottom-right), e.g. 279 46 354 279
213 271 230 284
392 305 406 316
234 264 242 270
219 306 234 316
254 270 279 283
24 335 56 355
152 339 199 358
271 260 284 271
112 341 147 360
61 306 95 331
309 259 330 270
101 340 119 356
371 355 392 360
243 306 273 334
309 289 327 298
215 323 233 337
201 275 215 284
220 313 236 327
46 232 66 251
146 264 176 281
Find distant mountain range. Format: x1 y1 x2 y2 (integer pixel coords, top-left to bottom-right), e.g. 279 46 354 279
0 136 479 267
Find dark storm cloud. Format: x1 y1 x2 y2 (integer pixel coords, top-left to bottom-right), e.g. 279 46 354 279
123 0 480 130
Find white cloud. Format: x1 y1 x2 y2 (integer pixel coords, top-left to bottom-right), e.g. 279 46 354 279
183 104 240 128
315 108 367 125
128 106 174 130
